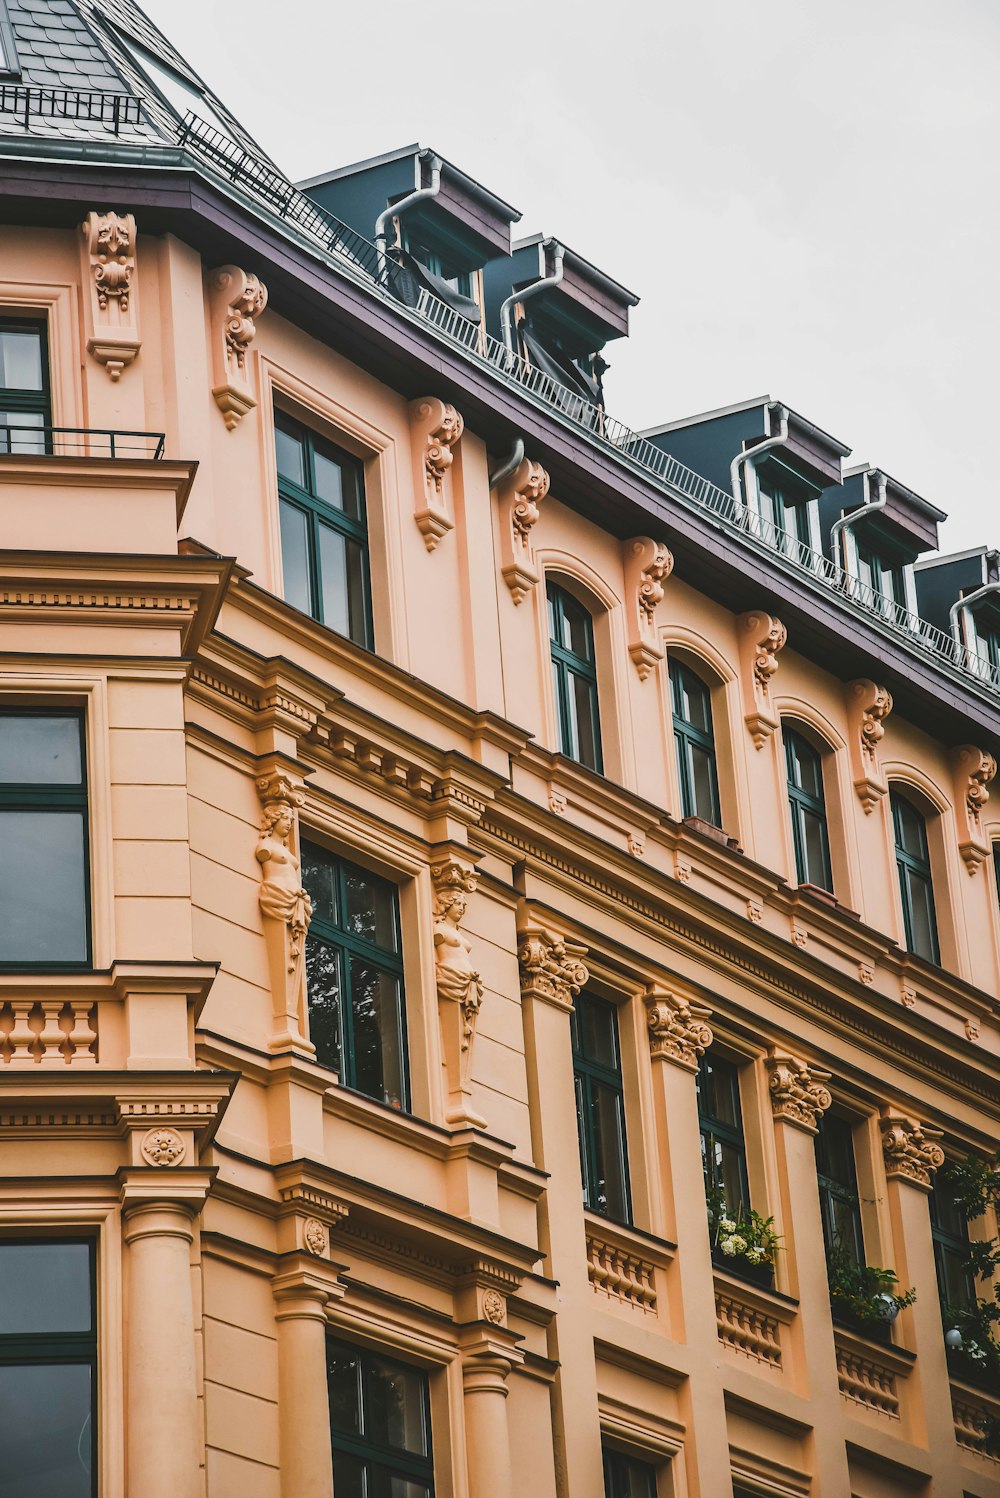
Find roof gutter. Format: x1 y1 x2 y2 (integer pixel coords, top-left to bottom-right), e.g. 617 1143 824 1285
730 402 789 520
500 240 565 357
829 469 888 569
374 150 442 281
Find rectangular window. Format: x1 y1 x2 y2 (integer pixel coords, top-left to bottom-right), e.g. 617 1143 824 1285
815 1114 864 1268
697 1054 749 1220
890 790 939 965
275 411 373 649
548 583 603 773
327 1336 434 1496
0 1239 96 1498
0 318 50 454
0 711 89 967
784 726 833 892
856 543 908 617
572 993 631 1223
930 1177 975 1314
669 660 721 826
301 841 408 1110
603 1447 657 1498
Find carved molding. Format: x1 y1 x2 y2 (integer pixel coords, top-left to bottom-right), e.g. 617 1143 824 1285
516 921 589 1013
766 1051 832 1132
739 611 787 747
645 987 713 1071
952 745 997 875
716 1289 782 1367
255 769 314 1056
880 1114 945 1190
848 679 893 813
80 210 140 380
209 265 268 429
431 857 485 1128
496 456 550 603
624 537 673 679
410 396 464 549
139 1125 185 1167
588 1231 657 1313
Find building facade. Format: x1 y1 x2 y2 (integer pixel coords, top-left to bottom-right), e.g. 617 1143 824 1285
0 4 998 1497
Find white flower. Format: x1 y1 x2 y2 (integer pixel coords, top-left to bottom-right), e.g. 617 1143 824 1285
718 1217 736 1233
730 1235 747 1256
719 1237 738 1256
746 1247 765 1264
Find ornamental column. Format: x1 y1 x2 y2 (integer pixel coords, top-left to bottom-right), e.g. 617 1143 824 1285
457 1284 523 1498
643 987 732 1498
516 910 603 1498
120 1159 213 1498
879 1114 962 1495
764 1051 851 1494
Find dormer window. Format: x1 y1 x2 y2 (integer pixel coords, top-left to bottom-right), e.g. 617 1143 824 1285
401 228 473 301
855 540 908 614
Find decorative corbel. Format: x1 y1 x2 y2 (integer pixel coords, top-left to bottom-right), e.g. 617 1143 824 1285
432 857 485 1128
255 769 314 1056
847 679 893 813
644 987 713 1071
880 1113 945 1190
495 456 550 603
739 611 787 748
624 537 673 679
951 745 997 875
410 396 464 549
516 919 589 1013
209 265 268 429
765 1051 832 1133
79 210 140 380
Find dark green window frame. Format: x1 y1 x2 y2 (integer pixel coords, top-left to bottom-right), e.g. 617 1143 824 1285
548 582 603 773
784 726 833 892
401 227 475 300
890 790 940 965
0 709 90 970
275 411 373 649
0 1238 97 1498
572 992 631 1224
815 1114 864 1267
0 317 51 453
669 659 721 825
603 1446 657 1497
697 1054 750 1220
757 480 813 554
973 614 1000 681
856 542 907 614
929 1176 975 1314
993 843 1000 920
327 1335 434 1495
301 841 409 1111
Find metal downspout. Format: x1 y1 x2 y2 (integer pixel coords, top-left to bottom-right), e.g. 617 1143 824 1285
949 582 1000 669
374 151 443 281
500 241 565 358
829 469 889 570
489 438 525 488
729 402 789 520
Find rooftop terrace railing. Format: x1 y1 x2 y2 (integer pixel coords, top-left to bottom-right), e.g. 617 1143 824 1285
0 425 166 459
0 83 144 134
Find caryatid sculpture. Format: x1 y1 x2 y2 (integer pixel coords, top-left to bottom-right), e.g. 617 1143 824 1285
256 773 314 1054
432 860 486 1127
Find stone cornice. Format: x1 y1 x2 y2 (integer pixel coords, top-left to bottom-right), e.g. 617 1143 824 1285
0 454 197 524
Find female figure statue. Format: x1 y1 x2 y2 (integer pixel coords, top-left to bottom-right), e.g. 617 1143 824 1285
256 801 312 969
433 886 483 1049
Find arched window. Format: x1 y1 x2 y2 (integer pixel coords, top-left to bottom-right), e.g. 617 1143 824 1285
547 582 602 773
783 726 832 892
890 789 939 964
669 659 720 825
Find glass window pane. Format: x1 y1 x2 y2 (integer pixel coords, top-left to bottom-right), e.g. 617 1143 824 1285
817 1117 857 1190
0 409 45 454
300 843 338 927
305 935 342 1072
0 810 87 963
0 1242 91 1333
366 1473 431 1498
678 668 711 733
571 671 600 771
313 444 346 511
561 592 593 659
906 868 938 962
801 809 830 889
343 865 398 951
0 1363 92 1498
330 1452 365 1498
317 522 350 638
275 419 305 487
279 500 311 615
0 327 43 390
366 1355 428 1455
327 1342 362 1434
577 995 618 1069
0 715 82 784
350 960 405 1108
586 1080 629 1220
699 1056 741 1129
689 744 717 823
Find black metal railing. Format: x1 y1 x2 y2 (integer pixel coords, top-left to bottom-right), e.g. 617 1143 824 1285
0 426 165 459
0 84 144 135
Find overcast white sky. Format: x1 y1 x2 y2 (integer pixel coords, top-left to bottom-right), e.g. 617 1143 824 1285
148 0 999 556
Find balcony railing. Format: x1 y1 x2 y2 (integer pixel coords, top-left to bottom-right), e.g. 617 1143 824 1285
0 426 165 459
0 83 144 134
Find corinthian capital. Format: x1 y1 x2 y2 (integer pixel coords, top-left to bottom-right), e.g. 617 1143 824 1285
644 988 713 1070
766 1051 832 1132
516 922 589 1012
880 1114 945 1190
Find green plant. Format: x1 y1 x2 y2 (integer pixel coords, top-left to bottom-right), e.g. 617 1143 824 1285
942 1154 1000 1282
826 1243 915 1329
943 1297 1000 1390
707 1188 781 1269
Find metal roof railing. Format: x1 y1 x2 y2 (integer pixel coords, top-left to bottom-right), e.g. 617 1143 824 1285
0 83 144 134
171 112 1000 701
0 425 166 459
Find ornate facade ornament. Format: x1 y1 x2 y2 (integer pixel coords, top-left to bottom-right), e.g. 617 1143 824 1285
880 1115 945 1189
624 537 673 679
482 1289 506 1325
765 1052 832 1133
952 745 998 875
516 922 589 1012
80 210 140 380
739 612 787 748
303 1218 329 1257
432 858 485 1127
209 265 268 429
848 680 893 813
255 770 314 1056
627 832 645 858
140 1126 186 1167
746 899 763 924
644 988 713 1071
496 456 551 603
858 961 875 986
548 787 567 815
410 396 464 549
